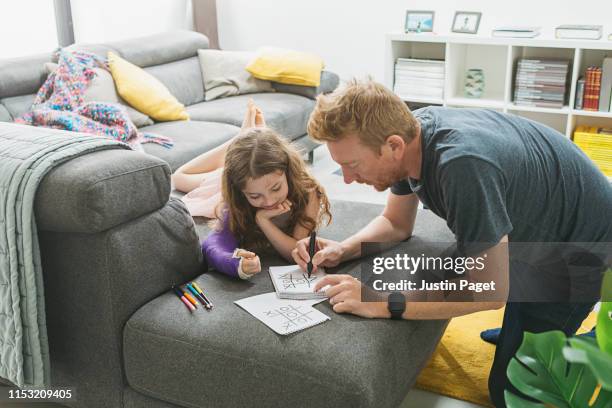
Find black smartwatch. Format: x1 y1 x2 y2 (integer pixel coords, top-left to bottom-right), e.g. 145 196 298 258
387 292 406 320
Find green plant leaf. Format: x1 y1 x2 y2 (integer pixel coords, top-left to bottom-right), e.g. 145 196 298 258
506 331 603 407
566 336 612 391
504 390 545 407
598 270 612 353
597 301 612 355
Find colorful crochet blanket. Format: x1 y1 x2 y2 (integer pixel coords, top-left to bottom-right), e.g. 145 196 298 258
15 50 172 149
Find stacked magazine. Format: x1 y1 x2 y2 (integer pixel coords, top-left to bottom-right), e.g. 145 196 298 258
393 58 445 101
514 59 570 108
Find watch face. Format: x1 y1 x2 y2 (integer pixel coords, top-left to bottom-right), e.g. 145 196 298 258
389 292 405 306
388 292 406 317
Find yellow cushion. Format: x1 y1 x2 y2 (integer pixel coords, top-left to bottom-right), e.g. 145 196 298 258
107 51 189 122
246 47 324 87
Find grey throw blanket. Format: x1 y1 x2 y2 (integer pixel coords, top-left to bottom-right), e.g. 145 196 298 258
0 122 129 387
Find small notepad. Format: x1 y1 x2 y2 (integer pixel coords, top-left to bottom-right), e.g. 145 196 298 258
269 265 327 300
235 293 330 335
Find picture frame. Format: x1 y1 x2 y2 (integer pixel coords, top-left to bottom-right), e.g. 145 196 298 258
452 11 482 34
404 10 435 33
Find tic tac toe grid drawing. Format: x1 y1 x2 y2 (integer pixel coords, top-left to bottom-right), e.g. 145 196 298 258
235 293 330 335
269 265 327 300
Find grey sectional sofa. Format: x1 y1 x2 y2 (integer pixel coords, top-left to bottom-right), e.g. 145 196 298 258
0 30 451 408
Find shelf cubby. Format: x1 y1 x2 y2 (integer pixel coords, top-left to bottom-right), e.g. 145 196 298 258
447 43 507 103
578 49 612 75
570 114 612 133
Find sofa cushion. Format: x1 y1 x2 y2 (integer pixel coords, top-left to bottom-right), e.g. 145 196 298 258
61 43 120 60
272 70 340 100
35 149 171 233
109 30 209 68
0 94 35 119
198 49 274 102
123 204 453 408
186 93 315 141
246 47 325 86
0 103 11 122
140 120 240 171
144 56 205 107
109 52 189 122
0 53 51 98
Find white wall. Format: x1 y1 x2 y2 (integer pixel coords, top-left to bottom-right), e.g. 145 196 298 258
0 1 58 58
217 0 612 81
71 0 194 43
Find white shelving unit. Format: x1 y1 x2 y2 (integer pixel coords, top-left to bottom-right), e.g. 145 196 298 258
385 33 612 138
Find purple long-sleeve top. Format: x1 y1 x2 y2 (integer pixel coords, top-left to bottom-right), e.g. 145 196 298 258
201 213 241 278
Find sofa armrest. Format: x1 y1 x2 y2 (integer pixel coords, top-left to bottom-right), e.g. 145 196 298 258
271 70 340 100
36 148 204 407
40 195 204 408
35 149 171 233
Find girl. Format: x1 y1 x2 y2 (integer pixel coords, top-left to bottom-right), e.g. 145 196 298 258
172 100 266 217
175 103 332 279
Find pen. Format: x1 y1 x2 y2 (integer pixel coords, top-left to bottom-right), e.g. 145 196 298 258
307 231 316 278
180 286 199 308
172 286 195 312
187 283 211 310
192 281 214 309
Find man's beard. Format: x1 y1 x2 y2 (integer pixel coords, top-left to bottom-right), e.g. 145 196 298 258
371 168 402 192
372 180 391 192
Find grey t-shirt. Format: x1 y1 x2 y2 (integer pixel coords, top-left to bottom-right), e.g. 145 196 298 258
391 107 612 255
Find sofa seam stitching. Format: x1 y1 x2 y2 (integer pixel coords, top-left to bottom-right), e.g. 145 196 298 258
103 230 128 408
86 163 169 188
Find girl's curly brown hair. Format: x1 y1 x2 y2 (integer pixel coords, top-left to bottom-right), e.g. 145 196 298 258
217 127 331 251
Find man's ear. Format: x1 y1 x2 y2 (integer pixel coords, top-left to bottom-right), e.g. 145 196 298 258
386 135 406 157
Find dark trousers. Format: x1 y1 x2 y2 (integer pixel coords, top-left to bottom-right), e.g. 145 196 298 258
488 301 595 407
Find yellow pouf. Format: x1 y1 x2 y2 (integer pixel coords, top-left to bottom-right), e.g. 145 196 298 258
415 308 598 407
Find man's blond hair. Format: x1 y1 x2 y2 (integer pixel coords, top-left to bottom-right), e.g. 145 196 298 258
307 78 418 151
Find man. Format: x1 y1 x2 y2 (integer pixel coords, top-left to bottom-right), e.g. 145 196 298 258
292 78 612 406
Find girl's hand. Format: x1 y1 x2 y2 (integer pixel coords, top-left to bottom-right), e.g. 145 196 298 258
241 253 261 275
256 200 292 221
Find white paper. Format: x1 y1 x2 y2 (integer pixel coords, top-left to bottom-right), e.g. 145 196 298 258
235 293 330 335
269 265 327 300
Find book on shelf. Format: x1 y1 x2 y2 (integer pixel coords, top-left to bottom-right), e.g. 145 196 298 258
515 92 564 100
593 67 603 110
583 67 593 110
599 58 612 112
394 88 444 99
394 58 445 101
575 78 585 110
513 58 569 108
514 100 564 108
584 68 592 110
584 66 602 111
573 126 612 176
396 58 445 64
555 25 603 40
492 26 540 38
395 58 445 71
516 78 567 86
395 71 445 80
517 59 571 67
